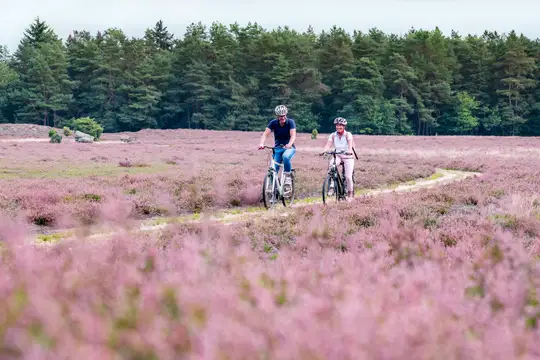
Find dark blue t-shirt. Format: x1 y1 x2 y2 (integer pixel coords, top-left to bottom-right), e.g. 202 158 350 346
267 118 296 148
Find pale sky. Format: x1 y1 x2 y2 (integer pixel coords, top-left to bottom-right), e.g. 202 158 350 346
2 0 539 53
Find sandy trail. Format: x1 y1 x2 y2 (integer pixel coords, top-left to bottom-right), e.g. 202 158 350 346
0 137 125 144
31 168 481 245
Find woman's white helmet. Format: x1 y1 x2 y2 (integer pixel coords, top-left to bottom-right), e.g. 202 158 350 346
274 105 288 116
334 117 347 125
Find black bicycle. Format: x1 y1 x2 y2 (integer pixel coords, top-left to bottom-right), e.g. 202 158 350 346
320 150 356 204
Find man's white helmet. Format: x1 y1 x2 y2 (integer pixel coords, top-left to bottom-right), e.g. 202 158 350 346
274 105 288 116
334 117 347 125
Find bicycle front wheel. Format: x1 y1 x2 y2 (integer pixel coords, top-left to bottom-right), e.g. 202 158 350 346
322 174 338 205
262 173 277 209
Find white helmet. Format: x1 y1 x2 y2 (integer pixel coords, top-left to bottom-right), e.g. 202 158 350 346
274 105 288 116
334 117 347 125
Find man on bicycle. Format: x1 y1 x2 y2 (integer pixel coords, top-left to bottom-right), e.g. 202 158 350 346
258 104 296 196
321 117 355 201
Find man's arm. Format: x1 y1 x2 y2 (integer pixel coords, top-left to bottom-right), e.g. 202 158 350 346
285 120 297 148
285 129 296 148
258 127 272 149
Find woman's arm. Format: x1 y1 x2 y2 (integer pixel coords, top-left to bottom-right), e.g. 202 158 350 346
322 134 333 153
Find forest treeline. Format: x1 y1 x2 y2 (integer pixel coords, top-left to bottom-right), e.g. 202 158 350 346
1 18 540 135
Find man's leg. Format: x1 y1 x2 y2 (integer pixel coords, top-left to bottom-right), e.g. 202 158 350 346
282 148 296 195
282 148 296 173
273 148 284 173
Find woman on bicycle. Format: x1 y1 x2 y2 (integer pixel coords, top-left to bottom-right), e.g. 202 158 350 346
321 117 355 201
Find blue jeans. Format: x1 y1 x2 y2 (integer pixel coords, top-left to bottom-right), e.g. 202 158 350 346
273 147 296 173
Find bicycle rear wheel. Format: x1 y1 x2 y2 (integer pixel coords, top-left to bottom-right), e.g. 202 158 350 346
281 169 296 207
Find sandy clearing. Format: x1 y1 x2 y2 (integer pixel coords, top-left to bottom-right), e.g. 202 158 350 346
0 138 50 142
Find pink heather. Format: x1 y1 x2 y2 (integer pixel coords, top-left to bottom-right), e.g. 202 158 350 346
0 128 538 358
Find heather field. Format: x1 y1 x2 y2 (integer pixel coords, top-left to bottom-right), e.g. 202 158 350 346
0 126 539 359
0 126 436 230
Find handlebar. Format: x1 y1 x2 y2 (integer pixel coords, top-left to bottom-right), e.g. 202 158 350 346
319 150 353 156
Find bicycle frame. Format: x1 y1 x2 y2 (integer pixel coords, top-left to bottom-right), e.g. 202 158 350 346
321 149 354 203
261 145 295 208
266 147 287 198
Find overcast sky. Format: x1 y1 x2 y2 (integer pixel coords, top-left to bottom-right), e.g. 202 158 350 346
2 0 539 53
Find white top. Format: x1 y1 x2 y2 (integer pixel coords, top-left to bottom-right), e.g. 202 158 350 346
328 131 353 152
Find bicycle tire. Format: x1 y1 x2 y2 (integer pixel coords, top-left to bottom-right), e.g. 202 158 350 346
336 173 346 201
281 170 296 207
322 174 339 205
262 173 276 209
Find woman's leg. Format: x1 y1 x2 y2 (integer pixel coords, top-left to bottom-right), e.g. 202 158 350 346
343 158 355 198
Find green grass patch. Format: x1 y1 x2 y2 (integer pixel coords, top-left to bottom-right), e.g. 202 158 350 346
426 172 444 181
218 206 265 217
355 188 370 195
388 183 400 189
490 213 519 230
144 212 203 227
0 163 174 179
36 231 73 243
63 193 102 202
295 196 322 204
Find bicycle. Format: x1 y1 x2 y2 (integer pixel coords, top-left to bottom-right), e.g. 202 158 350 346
261 145 296 209
320 150 356 205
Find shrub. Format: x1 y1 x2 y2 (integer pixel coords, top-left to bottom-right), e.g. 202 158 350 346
63 126 71 136
68 117 104 140
48 129 62 143
311 129 318 139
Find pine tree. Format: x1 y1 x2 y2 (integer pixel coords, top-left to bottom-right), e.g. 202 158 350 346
116 39 161 131
384 53 418 134
180 60 217 129
95 28 127 131
494 32 536 135
316 26 355 131
144 20 174 51
9 19 72 126
161 22 210 128
66 30 105 120
0 46 17 122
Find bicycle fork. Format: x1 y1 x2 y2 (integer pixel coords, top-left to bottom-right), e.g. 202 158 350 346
265 168 278 202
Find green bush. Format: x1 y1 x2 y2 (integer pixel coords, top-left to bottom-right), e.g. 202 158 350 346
63 126 71 136
69 117 103 140
48 130 62 143
311 129 318 139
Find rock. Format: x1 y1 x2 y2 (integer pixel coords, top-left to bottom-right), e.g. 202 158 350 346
74 130 94 143
120 135 133 143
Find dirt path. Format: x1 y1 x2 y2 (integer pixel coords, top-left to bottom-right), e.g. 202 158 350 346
31 168 481 245
0 137 128 144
